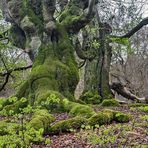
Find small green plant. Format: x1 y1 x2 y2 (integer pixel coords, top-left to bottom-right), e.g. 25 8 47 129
140 115 148 120
130 107 136 111
41 94 61 111
138 106 148 112
0 97 53 147
80 91 101 104
77 125 118 146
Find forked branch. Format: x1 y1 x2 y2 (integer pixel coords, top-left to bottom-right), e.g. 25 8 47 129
67 0 96 33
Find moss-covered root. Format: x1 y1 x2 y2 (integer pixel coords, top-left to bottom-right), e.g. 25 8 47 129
28 109 55 132
101 99 120 107
88 109 130 126
48 109 130 135
62 99 96 118
88 111 114 126
49 116 88 134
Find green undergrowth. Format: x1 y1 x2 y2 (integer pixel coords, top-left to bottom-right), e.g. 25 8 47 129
137 106 148 112
129 103 148 107
101 99 120 107
28 109 55 131
130 106 148 113
0 96 130 147
49 109 130 134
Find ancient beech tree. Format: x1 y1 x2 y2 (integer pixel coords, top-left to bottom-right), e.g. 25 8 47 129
1 0 97 101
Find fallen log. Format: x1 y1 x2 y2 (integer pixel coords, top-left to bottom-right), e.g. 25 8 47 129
110 82 147 103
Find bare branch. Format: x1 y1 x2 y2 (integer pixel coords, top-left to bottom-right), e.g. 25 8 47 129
0 73 10 91
112 17 148 38
0 65 32 91
0 65 32 77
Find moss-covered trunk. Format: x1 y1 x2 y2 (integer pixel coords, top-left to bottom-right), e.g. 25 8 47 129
82 23 113 102
2 0 84 102
16 24 79 101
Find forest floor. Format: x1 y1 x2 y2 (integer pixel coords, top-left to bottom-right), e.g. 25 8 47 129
32 105 148 148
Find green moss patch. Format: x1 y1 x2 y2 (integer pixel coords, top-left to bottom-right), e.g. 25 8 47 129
69 104 95 118
0 121 19 136
62 99 95 118
49 116 87 134
114 112 130 123
101 99 120 107
80 91 101 104
88 111 114 126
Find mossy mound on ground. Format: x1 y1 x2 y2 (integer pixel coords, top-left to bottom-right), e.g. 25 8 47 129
28 109 55 131
80 91 101 104
102 109 130 123
69 104 95 118
101 99 120 107
49 116 88 134
114 112 130 123
88 111 114 126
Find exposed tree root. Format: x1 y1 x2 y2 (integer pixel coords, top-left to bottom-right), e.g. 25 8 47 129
0 97 130 137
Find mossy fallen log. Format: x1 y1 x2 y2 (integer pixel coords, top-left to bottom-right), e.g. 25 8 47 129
49 116 88 134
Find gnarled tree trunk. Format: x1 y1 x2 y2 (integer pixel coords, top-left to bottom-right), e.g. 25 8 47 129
1 0 96 102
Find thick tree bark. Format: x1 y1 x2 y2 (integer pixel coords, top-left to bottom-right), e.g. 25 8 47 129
97 23 112 98
82 23 113 101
